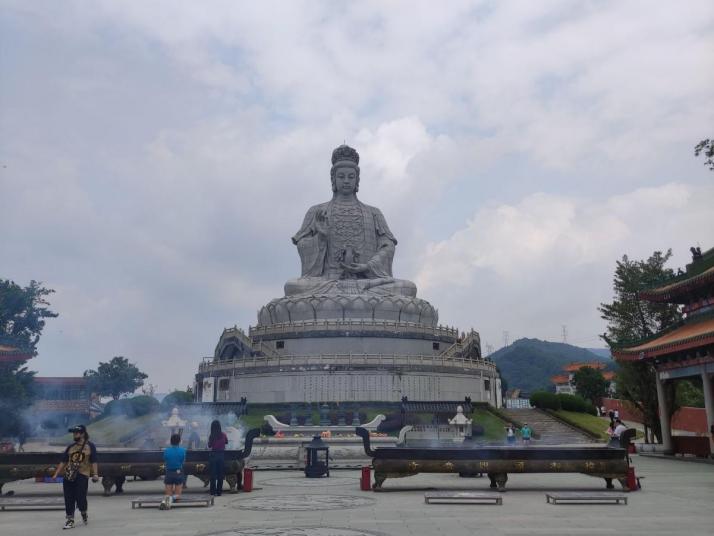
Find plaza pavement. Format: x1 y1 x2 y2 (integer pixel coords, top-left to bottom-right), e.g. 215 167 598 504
1 454 713 536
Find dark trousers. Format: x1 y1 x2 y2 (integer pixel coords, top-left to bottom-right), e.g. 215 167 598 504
62 474 89 518
209 451 225 495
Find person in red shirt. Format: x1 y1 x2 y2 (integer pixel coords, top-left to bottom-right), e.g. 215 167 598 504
207 420 228 496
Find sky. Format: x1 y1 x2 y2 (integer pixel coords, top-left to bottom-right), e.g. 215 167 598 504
2 1 713 392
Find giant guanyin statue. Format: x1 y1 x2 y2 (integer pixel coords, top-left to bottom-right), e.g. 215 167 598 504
285 144 417 298
257 144 437 327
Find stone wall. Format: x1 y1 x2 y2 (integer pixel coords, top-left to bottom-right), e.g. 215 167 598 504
207 367 497 404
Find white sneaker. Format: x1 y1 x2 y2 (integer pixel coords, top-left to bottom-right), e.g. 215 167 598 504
158 497 170 510
63 518 75 530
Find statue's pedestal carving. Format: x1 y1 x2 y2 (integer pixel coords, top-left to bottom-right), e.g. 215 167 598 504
258 292 438 326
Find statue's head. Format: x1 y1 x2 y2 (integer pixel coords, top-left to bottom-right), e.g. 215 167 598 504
330 144 360 193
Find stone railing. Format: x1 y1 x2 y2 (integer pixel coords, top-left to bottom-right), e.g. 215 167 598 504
199 353 496 374
248 319 459 339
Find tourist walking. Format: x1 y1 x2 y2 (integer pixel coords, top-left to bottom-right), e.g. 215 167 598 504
520 423 532 445
505 424 516 445
52 425 99 530
208 420 228 496
160 433 186 510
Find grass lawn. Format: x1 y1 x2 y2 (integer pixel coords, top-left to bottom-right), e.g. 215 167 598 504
472 408 509 442
554 410 645 441
554 410 610 440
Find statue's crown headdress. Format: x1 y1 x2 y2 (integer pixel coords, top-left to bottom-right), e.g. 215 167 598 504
331 144 359 166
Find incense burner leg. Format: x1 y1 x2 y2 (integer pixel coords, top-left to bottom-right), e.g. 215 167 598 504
373 474 386 490
604 477 614 489
115 476 125 493
101 476 115 496
493 473 508 491
617 477 629 491
225 474 237 493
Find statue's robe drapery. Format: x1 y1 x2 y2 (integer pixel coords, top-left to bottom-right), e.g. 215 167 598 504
286 199 416 297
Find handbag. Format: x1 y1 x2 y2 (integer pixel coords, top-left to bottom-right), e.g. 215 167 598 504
64 439 87 482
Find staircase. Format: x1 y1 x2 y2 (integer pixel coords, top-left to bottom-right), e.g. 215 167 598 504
499 408 596 445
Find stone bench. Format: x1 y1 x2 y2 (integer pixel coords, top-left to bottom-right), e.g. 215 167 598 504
545 492 627 505
424 491 503 505
130 496 214 509
0 497 65 511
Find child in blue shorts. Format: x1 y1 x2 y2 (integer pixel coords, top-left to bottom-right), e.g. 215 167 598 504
160 433 186 510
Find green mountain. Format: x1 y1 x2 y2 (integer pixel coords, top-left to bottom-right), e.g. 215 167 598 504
491 338 611 394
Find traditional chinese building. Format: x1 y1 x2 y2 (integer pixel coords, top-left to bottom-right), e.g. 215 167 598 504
612 246 714 457
31 377 93 432
551 362 615 396
0 344 32 364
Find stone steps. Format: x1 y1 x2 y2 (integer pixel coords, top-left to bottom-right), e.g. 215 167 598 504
499 408 596 445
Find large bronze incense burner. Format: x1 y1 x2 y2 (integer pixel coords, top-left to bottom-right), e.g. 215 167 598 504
0 428 259 496
355 427 630 491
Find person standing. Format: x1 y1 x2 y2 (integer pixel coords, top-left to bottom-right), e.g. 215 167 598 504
505 424 516 445
208 420 228 496
52 425 98 530
160 433 186 510
520 423 532 445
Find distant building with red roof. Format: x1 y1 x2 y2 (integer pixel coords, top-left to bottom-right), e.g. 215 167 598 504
0 344 32 363
551 362 615 396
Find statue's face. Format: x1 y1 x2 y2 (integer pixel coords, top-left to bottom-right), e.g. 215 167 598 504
334 166 358 194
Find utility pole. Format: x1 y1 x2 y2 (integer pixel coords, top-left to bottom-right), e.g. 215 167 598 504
485 343 494 356
502 331 510 348
561 325 568 344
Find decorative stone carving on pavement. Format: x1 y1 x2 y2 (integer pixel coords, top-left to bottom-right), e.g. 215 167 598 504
260 475 358 487
232 494 376 511
200 528 388 536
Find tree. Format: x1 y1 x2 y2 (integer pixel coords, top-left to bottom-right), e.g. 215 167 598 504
84 356 148 400
573 366 608 405
694 138 714 171
675 379 704 408
599 250 683 443
0 280 57 437
0 279 58 353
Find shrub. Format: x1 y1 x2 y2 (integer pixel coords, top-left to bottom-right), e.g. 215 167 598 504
103 395 160 418
557 394 597 415
160 390 193 410
530 391 561 410
471 424 485 437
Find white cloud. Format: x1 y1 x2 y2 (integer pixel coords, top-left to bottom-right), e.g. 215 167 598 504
416 182 714 349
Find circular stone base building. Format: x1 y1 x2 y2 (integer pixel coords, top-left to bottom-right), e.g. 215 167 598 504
194 145 500 406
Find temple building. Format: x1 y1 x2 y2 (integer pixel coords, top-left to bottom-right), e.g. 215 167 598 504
612 246 714 457
551 362 615 396
0 344 32 364
31 377 94 431
195 145 500 405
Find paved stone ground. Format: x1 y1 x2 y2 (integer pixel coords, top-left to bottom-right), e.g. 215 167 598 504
1 454 712 536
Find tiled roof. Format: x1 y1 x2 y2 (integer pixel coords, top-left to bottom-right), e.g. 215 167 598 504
0 344 32 361
639 265 714 303
550 375 569 384
34 377 87 385
613 317 714 361
563 362 606 372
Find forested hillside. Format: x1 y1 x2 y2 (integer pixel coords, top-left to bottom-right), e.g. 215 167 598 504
491 338 612 393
